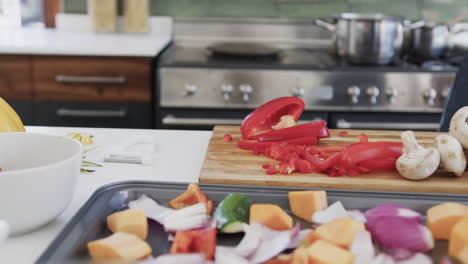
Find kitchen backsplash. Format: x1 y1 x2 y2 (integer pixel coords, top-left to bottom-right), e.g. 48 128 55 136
64 0 468 22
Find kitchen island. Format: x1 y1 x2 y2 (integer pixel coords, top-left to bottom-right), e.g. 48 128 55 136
0 126 211 263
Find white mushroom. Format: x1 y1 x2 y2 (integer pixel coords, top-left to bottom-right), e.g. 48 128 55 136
435 134 467 176
396 131 440 180
449 106 468 149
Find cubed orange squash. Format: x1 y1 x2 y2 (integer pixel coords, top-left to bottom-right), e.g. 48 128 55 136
427 202 468 239
107 209 148 240
299 230 321 248
263 254 293 264
250 204 293 231
292 247 309 264
307 240 354 264
288 190 327 223
168 183 213 214
455 247 468 264
315 218 365 248
87 232 152 263
449 218 468 257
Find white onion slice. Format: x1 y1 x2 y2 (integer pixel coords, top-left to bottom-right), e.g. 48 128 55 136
164 203 206 221
395 253 433 264
365 204 421 225
234 224 261 258
129 195 174 224
311 201 349 224
348 210 367 223
215 246 249 264
249 225 300 264
371 253 396 264
287 229 311 249
350 230 375 264
0 220 9 246
150 253 206 264
164 214 211 232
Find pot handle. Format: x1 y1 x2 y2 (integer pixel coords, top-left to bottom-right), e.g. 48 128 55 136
314 19 336 32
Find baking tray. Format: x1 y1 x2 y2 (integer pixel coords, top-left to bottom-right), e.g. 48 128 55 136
36 181 468 264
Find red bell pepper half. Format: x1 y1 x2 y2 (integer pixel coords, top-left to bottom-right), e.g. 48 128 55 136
251 120 330 142
238 136 318 151
341 142 403 170
241 97 305 140
170 228 217 260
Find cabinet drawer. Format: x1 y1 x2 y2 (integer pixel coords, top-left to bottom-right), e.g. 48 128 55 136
32 56 152 102
0 55 32 99
5 99 33 125
33 101 152 129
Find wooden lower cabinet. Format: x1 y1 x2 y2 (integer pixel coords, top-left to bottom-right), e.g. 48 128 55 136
0 55 32 100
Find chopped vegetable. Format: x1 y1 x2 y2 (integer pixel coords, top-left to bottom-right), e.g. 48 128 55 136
365 204 422 225
288 190 327 223
170 228 217 260
129 194 174 224
426 202 468 239
250 204 293 231
359 133 369 143
238 136 318 151
312 201 349 224
347 210 367 224
435 134 467 176
107 209 148 239
449 218 468 257
350 231 375 264
252 120 330 142
396 130 440 180
454 247 468 264
222 134 233 142
339 131 348 136
87 232 152 262
151 253 206 264
315 217 365 248
168 183 213 214
215 246 249 264
370 253 395 264
240 97 305 140
307 240 355 264
163 203 211 232
395 253 432 264
213 193 252 233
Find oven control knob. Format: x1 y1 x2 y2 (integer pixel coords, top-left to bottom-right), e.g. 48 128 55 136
347 86 361 104
221 84 234 101
239 84 253 103
366 86 380 104
292 87 305 98
441 87 451 101
385 87 399 104
182 83 198 97
422 88 437 106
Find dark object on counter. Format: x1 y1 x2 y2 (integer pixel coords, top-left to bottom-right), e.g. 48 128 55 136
315 13 404 65
207 42 281 58
37 181 468 263
439 54 468 132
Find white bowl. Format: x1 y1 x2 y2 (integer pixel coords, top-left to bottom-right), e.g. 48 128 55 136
0 133 82 235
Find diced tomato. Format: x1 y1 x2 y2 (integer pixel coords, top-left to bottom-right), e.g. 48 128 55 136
339 131 348 136
222 134 233 142
170 228 217 260
251 120 330 142
241 97 305 140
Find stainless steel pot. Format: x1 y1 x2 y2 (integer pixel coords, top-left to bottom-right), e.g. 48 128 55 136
315 13 404 65
406 21 450 61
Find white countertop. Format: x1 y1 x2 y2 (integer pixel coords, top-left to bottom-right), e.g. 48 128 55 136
0 16 172 57
0 126 212 263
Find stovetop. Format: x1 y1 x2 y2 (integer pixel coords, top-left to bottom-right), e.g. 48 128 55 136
159 44 460 73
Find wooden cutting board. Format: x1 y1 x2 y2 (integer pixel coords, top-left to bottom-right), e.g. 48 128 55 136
199 126 468 194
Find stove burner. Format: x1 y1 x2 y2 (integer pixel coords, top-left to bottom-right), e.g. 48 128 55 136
207 42 281 59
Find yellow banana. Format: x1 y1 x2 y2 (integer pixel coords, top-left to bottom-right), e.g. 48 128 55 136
0 97 25 132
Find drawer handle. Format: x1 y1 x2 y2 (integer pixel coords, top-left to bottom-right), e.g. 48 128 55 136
56 109 127 117
55 75 127 84
336 119 439 131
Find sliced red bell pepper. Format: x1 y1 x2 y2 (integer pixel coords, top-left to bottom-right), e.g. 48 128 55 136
302 151 342 171
170 228 217 260
241 97 305 139
358 133 369 143
341 142 403 170
339 131 348 136
238 136 318 152
222 134 233 142
308 145 345 154
359 158 397 172
294 159 315 173
168 183 213 214
266 165 277 175
251 120 330 142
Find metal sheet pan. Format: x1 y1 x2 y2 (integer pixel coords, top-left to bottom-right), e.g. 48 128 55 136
36 181 468 263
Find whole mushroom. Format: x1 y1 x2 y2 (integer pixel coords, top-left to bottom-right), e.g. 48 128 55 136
435 134 466 177
449 106 468 149
396 131 440 180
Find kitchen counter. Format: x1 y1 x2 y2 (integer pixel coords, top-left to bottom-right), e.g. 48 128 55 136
0 126 212 263
0 16 172 57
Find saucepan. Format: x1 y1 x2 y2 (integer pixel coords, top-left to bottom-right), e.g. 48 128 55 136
315 13 404 65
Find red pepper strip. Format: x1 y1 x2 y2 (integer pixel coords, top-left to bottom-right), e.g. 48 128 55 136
359 159 397 172
339 131 348 136
302 151 342 171
241 97 305 140
237 136 318 151
266 165 277 175
251 120 330 142
222 134 233 142
294 159 315 173
341 142 403 170
170 228 217 260
358 133 369 143
308 145 345 153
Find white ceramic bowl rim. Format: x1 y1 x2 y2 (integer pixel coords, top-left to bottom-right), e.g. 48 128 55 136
0 132 83 176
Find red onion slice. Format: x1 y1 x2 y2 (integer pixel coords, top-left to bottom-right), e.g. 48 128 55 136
350 230 375 264
311 201 349 224
395 253 433 264
129 195 174 224
365 204 421 225
348 210 367 223
234 224 261 258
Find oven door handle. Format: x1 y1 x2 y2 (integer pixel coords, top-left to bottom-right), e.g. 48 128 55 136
162 115 322 126
335 119 440 131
